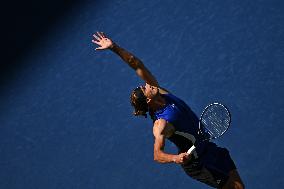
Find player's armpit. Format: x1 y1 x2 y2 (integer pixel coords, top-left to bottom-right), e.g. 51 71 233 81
158 87 170 94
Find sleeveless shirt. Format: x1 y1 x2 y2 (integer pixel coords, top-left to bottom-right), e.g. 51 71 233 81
151 93 209 155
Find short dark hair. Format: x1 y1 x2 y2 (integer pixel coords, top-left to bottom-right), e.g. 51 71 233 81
130 87 148 118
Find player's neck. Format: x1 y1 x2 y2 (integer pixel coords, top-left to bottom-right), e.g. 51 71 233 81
149 95 166 112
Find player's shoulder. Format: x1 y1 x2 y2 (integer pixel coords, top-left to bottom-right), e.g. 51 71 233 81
158 86 170 95
153 119 175 138
153 118 167 127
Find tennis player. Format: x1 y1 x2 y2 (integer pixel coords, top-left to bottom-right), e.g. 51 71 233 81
92 32 244 189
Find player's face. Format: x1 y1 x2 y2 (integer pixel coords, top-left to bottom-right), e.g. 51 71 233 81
140 83 159 99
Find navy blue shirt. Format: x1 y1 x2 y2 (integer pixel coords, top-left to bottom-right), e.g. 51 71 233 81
151 93 209 155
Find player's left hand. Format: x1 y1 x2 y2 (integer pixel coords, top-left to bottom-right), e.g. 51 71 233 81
92 32 113 50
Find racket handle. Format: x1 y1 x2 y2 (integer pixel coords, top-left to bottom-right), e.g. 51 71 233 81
187 145 196 154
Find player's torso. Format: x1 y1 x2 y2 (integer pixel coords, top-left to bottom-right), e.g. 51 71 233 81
153 93 199 133
152 93 201 152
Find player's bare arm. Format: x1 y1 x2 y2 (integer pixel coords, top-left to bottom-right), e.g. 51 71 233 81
92 32 159 87
153 119 191 164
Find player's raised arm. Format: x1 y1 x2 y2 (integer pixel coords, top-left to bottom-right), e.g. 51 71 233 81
92 32 159 87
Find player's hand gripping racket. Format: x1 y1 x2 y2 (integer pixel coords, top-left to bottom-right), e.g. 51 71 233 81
187 102 231 154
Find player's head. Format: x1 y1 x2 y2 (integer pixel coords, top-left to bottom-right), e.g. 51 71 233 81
130 83 160 118
130 86 148 118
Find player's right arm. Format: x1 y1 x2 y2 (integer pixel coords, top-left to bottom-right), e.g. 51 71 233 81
92 32 159 87
153 119 191 164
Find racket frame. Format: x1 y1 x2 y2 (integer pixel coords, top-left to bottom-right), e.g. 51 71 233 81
187 102 231 155
198 102 231 140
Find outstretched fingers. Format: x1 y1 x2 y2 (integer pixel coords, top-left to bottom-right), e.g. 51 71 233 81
96 32 105 39
100 32 107 38
92 39 99 45
93 33 101 41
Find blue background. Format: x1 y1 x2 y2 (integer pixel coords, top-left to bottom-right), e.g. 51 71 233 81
1 0 283 188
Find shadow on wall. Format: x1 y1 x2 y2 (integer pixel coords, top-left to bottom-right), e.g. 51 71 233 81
0 0 99 88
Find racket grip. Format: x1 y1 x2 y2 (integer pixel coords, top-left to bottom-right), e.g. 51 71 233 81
187 145 196 154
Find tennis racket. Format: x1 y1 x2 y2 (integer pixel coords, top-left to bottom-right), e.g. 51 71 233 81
187 102 231 154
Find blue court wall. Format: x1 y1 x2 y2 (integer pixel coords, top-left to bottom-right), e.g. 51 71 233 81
0 0 283 188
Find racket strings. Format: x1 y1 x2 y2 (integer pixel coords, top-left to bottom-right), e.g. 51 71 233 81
201 104 230 139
